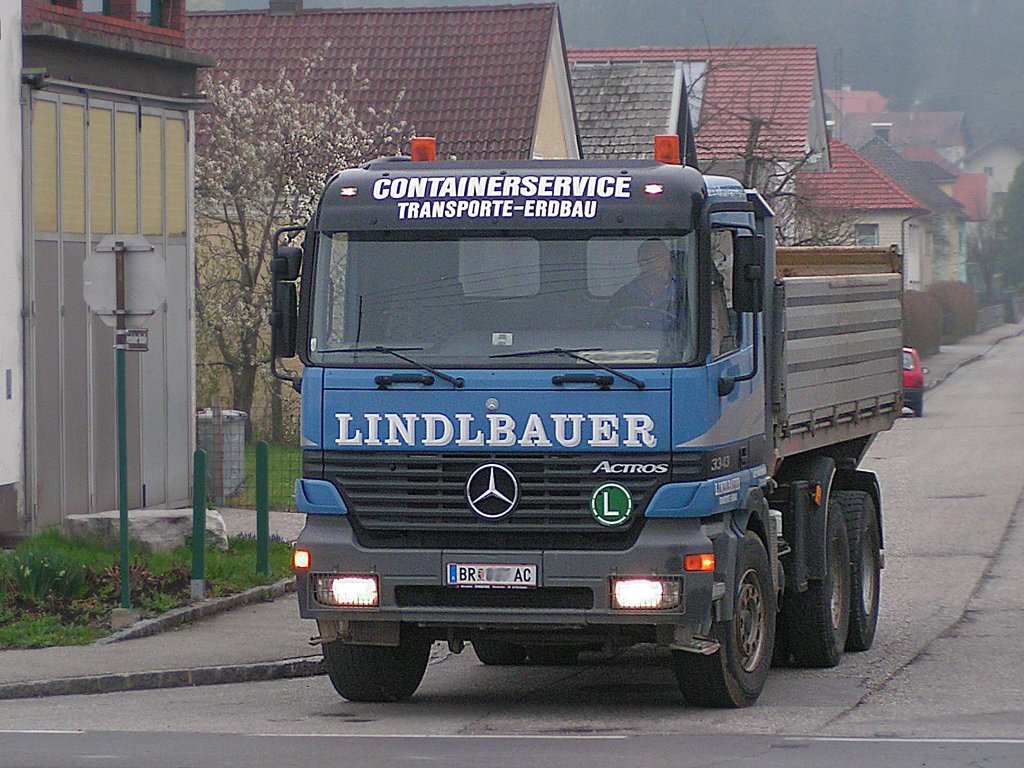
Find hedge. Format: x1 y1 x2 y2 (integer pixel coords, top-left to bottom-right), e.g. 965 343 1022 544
903 290 942 355
927 281 978 342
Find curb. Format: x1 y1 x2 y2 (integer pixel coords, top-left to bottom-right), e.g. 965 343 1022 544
924 325 1024 391
0 656 323 701
97 577 297 644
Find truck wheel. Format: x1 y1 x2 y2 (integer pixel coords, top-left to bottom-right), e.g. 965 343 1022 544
472 639 528 666
672 531 775 707
784 499 850 667
836 490 881 652
321 630 431 702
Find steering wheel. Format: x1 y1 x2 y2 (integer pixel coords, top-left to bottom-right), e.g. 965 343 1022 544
611 306 677 330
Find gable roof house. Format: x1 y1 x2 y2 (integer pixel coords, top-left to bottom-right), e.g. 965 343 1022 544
796 141 927 288
839 111 968 166
569 46 830 242
958 139 1024 218
187 2 580 161
10 1 213 538
860 137 968 286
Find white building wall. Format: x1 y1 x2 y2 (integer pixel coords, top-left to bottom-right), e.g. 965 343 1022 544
0 2 24 493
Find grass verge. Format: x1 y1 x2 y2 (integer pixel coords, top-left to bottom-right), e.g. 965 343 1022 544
0 529 292 649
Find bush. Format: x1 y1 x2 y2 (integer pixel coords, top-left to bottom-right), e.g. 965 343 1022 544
903 290 943 355
927 281 978 341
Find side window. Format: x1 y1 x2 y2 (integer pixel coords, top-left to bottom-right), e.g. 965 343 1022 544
710 230 740 357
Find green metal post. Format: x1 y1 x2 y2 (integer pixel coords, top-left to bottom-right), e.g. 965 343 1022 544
192 449 207 600
256 441 269 575
116 346 130 609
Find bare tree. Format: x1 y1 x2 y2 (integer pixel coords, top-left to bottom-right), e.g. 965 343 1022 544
684 53 829 244
195 48 409 438
966 219 1003 298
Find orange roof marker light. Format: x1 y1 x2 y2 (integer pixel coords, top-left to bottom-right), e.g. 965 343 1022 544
654 134 681 165
411 136 437 162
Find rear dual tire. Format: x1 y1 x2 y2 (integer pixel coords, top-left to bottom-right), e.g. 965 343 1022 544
778 499 850 668
836 490 881 652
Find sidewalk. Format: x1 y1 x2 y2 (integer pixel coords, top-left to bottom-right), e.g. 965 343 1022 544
1 322 1021 700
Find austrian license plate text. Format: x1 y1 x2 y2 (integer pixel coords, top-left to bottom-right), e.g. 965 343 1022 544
446 563 537 588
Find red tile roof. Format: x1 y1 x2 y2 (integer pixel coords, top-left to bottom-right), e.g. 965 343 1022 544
840 111 966 151
187 4 559 160
23 0 186 48
796 141 926 212
952 173 987 221
569 47 821 161
825 88 888 114
900 146 960 177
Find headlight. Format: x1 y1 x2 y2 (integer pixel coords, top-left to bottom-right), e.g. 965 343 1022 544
611 577 682 610
314 574 379 607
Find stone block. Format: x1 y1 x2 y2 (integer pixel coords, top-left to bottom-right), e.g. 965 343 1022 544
63 509 228 553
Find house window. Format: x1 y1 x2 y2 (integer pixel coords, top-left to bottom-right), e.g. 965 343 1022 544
855 223 879 246
984 166 994 177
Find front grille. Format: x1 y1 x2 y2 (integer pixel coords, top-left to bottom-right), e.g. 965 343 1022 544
312 451 699 550
395 585 594 610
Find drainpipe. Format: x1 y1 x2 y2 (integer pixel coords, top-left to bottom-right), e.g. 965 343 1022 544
900 212 925 290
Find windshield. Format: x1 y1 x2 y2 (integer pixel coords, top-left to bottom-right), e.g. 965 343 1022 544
308 232 697 367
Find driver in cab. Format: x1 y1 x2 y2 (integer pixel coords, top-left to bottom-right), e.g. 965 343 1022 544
606 238 676 329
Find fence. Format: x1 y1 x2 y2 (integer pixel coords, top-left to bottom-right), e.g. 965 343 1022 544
196 404 300 511
975 304 1006 333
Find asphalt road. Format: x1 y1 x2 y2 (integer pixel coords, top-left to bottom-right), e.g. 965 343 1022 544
2 334 1023 767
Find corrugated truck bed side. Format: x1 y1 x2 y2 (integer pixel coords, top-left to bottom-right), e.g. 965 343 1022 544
771 247 903 459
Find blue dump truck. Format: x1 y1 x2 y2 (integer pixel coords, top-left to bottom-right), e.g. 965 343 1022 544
271 137 903 707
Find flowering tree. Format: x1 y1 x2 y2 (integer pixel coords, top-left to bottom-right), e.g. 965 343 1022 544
195 50 409 438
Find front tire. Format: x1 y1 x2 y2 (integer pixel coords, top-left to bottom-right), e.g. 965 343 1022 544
673 531 775 708
782 499 850 667
322 630 431 702
836 490 881 652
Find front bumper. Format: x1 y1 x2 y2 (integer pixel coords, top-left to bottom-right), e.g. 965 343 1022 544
294 515 732 630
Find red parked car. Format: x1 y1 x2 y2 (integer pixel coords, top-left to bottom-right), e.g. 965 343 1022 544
902 347 927 417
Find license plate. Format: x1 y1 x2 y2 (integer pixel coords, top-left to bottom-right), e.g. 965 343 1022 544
446 563 537 588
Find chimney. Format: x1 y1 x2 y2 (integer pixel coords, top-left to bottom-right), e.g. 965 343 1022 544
107 0 135 23
269 0 303 14
161 0 186 32
871 122 893 143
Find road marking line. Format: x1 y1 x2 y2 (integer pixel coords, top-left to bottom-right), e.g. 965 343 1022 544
0 730 83 735
253 733 630 740
787 737 1024 745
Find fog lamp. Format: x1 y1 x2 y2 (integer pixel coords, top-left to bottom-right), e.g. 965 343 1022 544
611 577 682 610
314 575 379 607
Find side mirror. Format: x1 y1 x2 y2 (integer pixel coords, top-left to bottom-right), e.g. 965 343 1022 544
270 282 298 358
271 245 302 281
732 234 765 314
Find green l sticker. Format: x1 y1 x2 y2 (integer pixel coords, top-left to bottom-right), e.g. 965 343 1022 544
590 482 634 527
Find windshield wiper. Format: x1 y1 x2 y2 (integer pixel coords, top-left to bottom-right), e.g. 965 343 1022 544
489 347 645 390
330 345 465 389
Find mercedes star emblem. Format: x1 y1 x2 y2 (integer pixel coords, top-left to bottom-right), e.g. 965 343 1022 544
465 463 520 519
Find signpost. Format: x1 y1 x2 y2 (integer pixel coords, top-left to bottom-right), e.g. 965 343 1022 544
88 236 157 609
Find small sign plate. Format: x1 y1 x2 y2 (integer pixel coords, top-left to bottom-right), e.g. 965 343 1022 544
116 328 149 352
